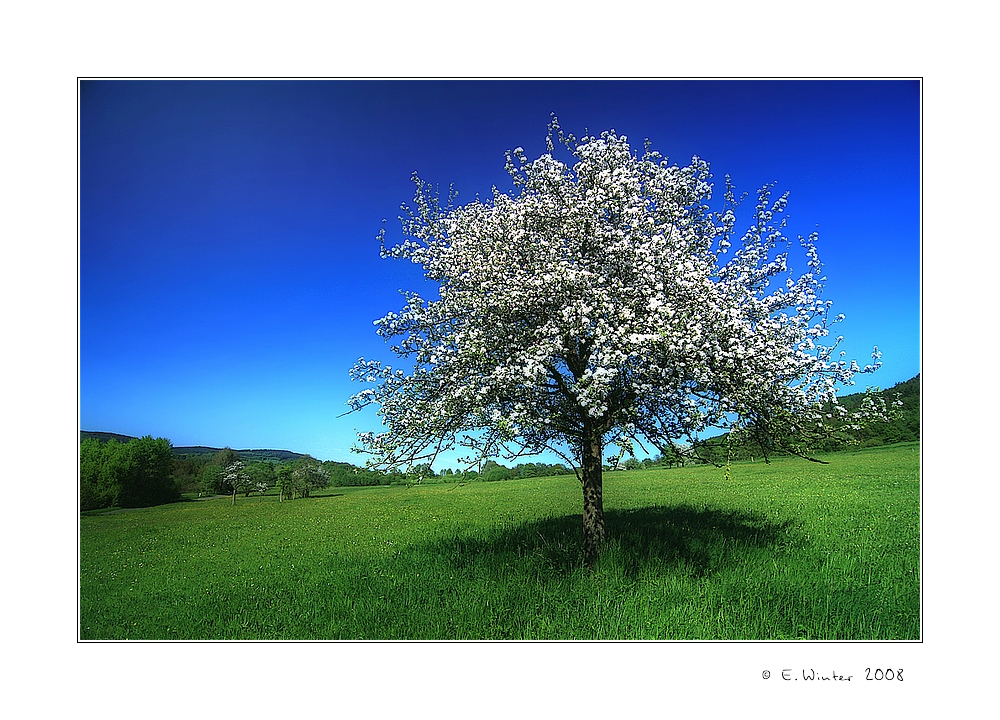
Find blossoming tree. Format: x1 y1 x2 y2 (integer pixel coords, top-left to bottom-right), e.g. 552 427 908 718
223 461 252 505
349 119 882 563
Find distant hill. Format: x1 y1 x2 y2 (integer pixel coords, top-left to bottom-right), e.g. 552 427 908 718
79 432 309 463
693 374 920 461
831 374 920 447
171 447 308 463
80 431 139 445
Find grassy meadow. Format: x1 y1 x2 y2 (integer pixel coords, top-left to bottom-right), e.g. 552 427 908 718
79 442 920 640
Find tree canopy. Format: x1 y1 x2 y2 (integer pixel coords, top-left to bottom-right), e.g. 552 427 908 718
349 119 883 561
80 435 179 510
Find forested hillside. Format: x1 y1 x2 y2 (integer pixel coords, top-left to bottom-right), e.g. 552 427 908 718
79 432 307 463
694 374 920 463
823 374 920 448
170 446 308 463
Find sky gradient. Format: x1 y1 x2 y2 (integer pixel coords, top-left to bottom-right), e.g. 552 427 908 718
79 79 921 464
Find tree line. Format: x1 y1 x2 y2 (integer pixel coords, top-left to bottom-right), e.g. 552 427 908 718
80 436 179 510
689 375 920 465
79 373 918 512
80 436 578 511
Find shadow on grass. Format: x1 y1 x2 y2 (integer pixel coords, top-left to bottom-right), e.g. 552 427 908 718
421 504 801 579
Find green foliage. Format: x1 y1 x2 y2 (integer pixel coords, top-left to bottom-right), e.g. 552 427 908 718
275 464 294 500
322 460 392 487
207 447 242 468
199 449 251 496
170 457 203 493
482 463 512 482
245 462 275 495
200 464 226 495
165 444 308 463
80 443 919 639
234 449 308 463
275 458 330 500
80 438 117 510
81 432 459 488
818 374 921 450
692 375 920 464
80 431 138 445
80 436 180 510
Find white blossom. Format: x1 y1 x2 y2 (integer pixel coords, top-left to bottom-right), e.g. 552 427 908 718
348 119 879 473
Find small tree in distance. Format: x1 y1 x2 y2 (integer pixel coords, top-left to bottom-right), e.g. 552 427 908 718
291 459 329 498
223 461 252 505
276 458 329 500
349 118 886 564
276 464 293 502
245 462 274 496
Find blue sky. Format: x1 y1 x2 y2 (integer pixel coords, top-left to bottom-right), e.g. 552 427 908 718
79 79 920 465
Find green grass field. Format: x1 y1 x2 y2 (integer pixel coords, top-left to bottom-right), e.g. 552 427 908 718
79 442 920 640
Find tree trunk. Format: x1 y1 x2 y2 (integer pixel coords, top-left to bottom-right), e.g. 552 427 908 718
581 423 605 566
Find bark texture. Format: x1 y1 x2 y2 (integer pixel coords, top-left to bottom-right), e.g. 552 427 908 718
581 424 605 566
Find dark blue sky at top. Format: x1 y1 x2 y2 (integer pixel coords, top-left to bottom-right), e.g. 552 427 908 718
79 79 920 464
